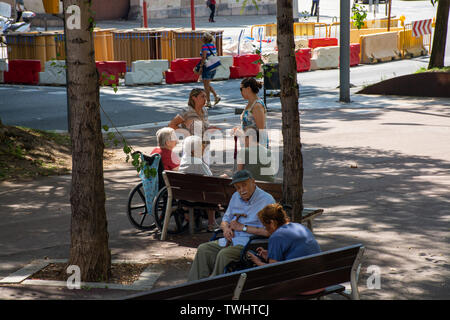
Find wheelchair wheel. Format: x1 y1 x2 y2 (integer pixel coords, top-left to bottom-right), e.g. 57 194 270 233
152 186 189 234
127 182 157 231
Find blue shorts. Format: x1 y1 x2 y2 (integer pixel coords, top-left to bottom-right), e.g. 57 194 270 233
202 68 216 80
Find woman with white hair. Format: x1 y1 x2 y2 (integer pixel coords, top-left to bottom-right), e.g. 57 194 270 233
179 135 212 176
150 127 180 171
179 135 221 231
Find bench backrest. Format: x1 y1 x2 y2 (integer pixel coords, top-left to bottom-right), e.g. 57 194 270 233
163 171 282 204
123 244 364 300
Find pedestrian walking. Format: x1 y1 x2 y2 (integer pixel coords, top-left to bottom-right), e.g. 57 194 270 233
311 0 319 16
15 0 24 22
206 0 216 23
199 32 221 108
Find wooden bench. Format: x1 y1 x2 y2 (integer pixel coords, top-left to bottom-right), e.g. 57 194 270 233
122 244 365 300
160 171 323 241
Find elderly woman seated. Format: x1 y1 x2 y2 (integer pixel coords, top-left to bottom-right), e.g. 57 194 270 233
151 127 180 171
179 135 218 231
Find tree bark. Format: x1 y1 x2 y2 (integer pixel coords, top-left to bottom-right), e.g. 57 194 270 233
276 0 304 222
428 0 449 69
64 0 111 281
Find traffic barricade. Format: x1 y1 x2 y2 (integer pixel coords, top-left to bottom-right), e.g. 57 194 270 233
295 48 311 72
165 58 201 84
0 59 7 83
96 61 127 86
310 46 339 70
229 54 261 79
308 38 338 49
293 22 315 37
39 59 66 85
399 24 428 58
172 29 223 60
350 43 361 67
350 27 403 44
94 28 115 62
125 59 169 85
4 59 41 85
360 31 401 64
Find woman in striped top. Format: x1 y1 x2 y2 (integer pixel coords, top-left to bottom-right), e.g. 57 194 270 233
199 32 221 108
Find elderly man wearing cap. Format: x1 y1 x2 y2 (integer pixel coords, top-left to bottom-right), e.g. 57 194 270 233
187 169 275 281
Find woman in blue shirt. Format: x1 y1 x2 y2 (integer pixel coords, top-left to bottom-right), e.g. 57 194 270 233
248 203 321 266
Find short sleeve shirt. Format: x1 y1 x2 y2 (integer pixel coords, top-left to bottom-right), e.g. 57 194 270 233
267 223 321 262
200 43 217 58
151 147 180 171
178 106 210 136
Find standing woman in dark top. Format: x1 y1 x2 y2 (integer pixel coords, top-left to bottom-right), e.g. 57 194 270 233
207 0 217 23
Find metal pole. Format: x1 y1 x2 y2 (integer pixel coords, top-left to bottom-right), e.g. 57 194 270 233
387 0 392 31
293 0 299 22
190 0 195 30
62 4 70 134
339 0 351 103
143 0 148 28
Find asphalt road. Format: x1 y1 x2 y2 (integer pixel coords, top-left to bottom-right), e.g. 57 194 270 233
0 54 434 131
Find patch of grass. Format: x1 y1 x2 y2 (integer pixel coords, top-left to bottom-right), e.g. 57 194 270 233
415 66 450 74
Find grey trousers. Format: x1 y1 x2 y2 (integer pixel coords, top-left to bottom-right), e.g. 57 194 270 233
188 240 243 281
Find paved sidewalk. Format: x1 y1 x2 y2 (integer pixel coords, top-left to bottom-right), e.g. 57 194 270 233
0 90 449 300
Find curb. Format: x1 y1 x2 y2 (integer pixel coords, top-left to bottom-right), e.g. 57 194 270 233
0 259 163 291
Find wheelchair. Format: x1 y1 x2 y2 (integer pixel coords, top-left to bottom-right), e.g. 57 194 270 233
126 151 220 234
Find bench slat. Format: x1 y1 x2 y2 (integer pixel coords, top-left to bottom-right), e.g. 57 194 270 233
240 267 352 300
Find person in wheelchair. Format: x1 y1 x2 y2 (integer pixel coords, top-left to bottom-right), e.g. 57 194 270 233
187 169 275 281
151 127 180 171
247 203 321 267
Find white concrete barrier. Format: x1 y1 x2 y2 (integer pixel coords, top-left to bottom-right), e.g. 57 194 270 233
39 60 66 85
360 31 401 64
213 56 233 80
0 59 8 72
310 46 340 70
125 60 169 85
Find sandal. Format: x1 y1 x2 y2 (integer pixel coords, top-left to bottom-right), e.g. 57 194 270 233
214 96 221 106
206 101 212 108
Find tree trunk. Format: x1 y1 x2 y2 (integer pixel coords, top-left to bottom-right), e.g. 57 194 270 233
64 0 111 281
276 0 304 222
428 0 449 69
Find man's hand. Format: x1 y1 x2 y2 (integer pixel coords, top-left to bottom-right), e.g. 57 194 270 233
229 220 244 231
222 223 234 242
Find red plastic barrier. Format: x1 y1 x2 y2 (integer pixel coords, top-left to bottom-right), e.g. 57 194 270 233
165 58 201 84
230 54 261 79
295 48 311 72
96 61 126 86
4 59 41 85
308 38 338 49
350 43 360 67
